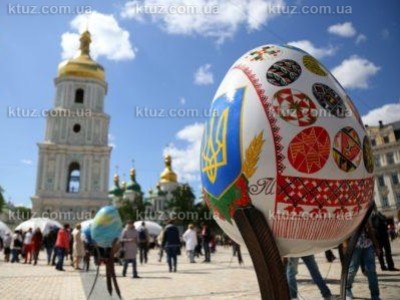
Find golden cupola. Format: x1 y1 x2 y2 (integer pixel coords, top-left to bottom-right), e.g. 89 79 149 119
57 30 105 82
160 154 178 183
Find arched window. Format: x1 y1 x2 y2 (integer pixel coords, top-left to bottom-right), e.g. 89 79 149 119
67 162 80 193
75 89 84 104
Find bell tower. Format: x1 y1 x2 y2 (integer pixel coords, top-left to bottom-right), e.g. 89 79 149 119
31 31 112 220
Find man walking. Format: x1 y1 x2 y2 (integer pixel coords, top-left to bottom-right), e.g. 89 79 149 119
3 233 12 262
371 210 398 271
55 224 70 271
201 223 211 263
138 221 149 264
345 221 381 300
183 224 197 263
162 218 181 272
120 220 140 278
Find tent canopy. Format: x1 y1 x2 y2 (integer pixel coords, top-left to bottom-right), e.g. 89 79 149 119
0 221 12 238
134 220 162 236
15 218 62 235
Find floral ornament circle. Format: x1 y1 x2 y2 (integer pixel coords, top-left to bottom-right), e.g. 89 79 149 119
312 83 347 118
273 88 318 126
267 59 302 86
303 55 327 76
333 127 362 172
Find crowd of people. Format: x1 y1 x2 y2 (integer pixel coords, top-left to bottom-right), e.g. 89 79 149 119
0 212 399 300
0 219 217 276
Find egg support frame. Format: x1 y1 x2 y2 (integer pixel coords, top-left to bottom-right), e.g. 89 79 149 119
233 203 374 300
88 239 122 299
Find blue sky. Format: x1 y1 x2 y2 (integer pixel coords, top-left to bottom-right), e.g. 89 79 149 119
0 0 399 207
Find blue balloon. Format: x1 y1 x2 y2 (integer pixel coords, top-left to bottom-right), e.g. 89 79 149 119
91 206 122 248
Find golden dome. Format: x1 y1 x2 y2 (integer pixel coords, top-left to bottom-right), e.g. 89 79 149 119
57 30 105 82
160 154 177 183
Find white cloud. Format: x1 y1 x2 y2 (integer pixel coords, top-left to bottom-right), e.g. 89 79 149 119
287 40 336 59
121 0 285 43
180 97 186 105
355 34 367 44
163 123 204 183
61 11 135 61
194 64 214 85
332 55 380 89
328 22 357 37
362 103 400 126
20 159 33 165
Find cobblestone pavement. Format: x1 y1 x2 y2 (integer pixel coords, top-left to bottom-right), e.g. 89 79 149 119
1 240 399 300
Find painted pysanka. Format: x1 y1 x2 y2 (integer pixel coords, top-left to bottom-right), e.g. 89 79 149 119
201 44 374 257
91 206 123 248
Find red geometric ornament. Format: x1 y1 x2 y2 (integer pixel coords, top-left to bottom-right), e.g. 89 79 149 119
288 126 331 174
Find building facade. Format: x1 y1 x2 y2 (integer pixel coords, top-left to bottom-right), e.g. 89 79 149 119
366 120 400 219
31 31 112 220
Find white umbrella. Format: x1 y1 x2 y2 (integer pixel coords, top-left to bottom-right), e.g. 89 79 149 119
15 218 62 235
79 219 93 243
134 220 162 236
0 221 12 238
80 219 93 230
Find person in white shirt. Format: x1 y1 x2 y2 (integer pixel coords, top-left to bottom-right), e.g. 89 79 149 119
23 228 33 264
183 224 198 263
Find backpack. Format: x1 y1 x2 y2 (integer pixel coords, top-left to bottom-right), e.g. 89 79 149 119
14 238 22 248
139 229 147 242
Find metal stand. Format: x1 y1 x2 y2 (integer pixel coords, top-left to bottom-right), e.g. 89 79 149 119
234 206 290 300
340 203 374 299
88 240 122 299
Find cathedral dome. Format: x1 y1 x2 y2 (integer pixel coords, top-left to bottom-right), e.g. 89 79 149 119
160 155 177 183
126 168 142 193
57 30 105 82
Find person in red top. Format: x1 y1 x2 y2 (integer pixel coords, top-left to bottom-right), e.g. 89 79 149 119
55 224 70 271
31 228 43 265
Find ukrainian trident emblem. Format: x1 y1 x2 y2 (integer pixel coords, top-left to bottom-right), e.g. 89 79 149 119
201 87 265 223
201 88 245 198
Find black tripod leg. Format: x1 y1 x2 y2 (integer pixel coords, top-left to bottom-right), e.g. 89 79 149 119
234 206 290 300
340 203 374 299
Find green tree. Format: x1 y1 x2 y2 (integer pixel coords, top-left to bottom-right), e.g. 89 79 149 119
194 201 218 231
118 193 150 223
118 198 135 223
166 184 196 226
0 186 5 213
15 206 32 221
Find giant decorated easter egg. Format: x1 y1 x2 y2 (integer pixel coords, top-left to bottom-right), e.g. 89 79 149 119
91 206 123 248
200 45 374 257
